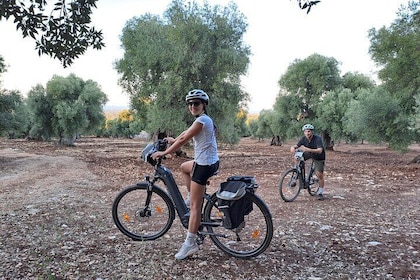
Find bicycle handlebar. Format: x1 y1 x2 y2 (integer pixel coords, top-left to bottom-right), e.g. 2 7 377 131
141 139 168 166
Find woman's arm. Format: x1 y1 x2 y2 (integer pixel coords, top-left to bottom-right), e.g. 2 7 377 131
152 122 203 159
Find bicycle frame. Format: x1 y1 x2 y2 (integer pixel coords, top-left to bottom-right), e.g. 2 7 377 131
146 160 190 228
299 160 315 188
295 151 315 188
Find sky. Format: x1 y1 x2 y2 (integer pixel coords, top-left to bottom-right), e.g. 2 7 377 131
0 0 410 113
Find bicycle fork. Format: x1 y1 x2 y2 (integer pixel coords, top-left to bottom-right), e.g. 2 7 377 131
137 176 155 218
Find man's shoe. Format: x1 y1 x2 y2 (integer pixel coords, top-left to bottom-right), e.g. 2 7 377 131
318 193 325 200
175 242 199 260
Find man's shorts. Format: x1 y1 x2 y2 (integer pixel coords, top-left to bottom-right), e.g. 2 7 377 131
303 152 325 172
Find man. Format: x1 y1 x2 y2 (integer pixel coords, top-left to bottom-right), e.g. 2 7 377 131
290 124 326 200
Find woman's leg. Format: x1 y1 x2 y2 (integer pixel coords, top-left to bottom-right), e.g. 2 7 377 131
174 180 205 260
180 160 194 193
188 181 206 233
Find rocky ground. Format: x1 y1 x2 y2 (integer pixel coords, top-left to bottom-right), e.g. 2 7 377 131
0 136 419 279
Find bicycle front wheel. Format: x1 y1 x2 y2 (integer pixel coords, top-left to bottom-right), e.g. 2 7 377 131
279 169 301 202
112 183 175 241
203 192 273 259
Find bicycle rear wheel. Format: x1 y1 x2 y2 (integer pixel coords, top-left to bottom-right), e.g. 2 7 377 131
202 192 273 259
279 169 301 202
112 183 175 241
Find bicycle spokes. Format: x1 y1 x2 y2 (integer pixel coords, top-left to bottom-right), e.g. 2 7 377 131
203 193 273 259
112 184 175 241
279 169 301 202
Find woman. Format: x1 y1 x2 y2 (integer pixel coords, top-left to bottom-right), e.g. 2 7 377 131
151 89 219 260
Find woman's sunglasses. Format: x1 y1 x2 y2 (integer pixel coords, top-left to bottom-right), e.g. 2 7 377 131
187 101 202 107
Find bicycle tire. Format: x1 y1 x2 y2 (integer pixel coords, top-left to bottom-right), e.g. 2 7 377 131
202 192 273 259
279 168 301 202
307 172 320 196
112 183 175 241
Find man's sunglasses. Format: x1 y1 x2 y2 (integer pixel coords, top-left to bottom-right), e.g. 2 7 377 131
187 101 202 107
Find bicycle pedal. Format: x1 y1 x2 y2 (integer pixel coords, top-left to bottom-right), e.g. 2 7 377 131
196 234 205 245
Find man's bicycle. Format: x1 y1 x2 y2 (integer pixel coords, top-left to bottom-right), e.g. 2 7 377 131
112 140 273 259
279 151 320 202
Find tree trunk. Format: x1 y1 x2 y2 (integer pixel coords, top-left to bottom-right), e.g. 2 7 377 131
322 130 334 151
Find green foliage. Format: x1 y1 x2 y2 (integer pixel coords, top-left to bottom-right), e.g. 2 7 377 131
26 85 54 140
341 72 375 92
98 110 143 138
343 87 414 152
103 119 133 138
0 56 6 77
234 110 250 137
248 119 259 138
1 0 104 67
278 53 342 115
0 90 29 137
254 110 275 139
316 88 357 142
276 53 342 144
248 3 417 152
26 74 107 144
368 1 420 115
115 0 250 144
415 94 420 132
272 93 305 139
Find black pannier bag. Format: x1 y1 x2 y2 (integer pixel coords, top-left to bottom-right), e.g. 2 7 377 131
216 176 255 229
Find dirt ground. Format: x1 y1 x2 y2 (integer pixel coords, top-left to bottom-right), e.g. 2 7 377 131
0 136 419 279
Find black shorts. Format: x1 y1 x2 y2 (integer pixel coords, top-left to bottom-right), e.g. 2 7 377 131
191 161 220 185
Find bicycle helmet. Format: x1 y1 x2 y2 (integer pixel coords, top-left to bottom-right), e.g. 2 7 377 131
185 89 209 104
302 124 314 131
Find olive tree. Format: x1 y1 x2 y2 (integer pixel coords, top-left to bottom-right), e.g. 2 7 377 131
26 74 108 144
343 87 413 152
115 0 250 143
367 1 419 147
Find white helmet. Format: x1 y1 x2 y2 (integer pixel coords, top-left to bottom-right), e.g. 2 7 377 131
302 124 314 131
185 89 209 104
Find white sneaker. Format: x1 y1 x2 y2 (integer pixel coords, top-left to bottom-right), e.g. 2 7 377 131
175 242 199 260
